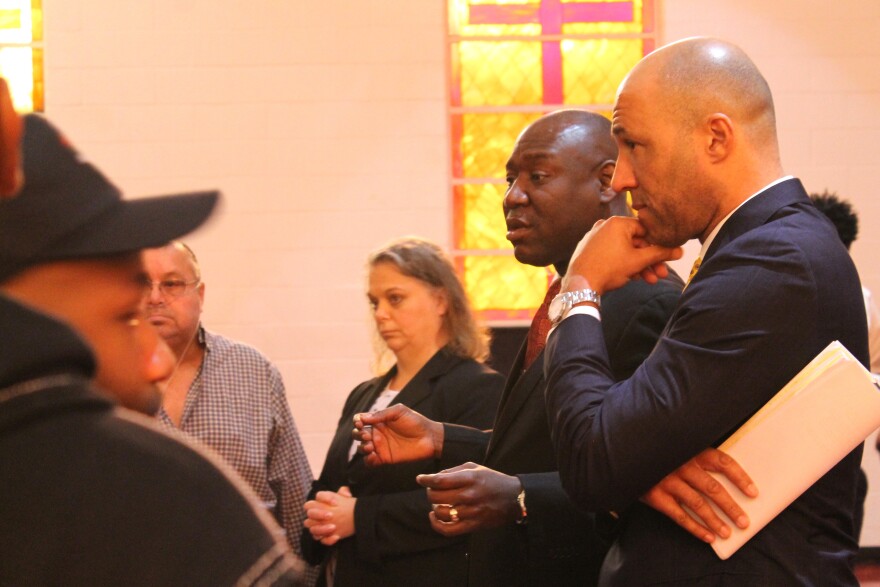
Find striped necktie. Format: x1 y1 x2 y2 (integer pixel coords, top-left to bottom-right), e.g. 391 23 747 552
523 279 562 371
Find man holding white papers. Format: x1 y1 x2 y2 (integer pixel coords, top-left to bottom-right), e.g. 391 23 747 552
544 37 868 585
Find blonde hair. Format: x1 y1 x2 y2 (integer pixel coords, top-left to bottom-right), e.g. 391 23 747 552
367 237 490 371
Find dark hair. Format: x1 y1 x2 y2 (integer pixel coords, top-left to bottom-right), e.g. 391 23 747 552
367 237 489 366
809 191 858 249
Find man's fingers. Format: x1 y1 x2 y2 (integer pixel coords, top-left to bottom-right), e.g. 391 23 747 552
680 467 749 530
699 448 758 498
428 511 470 537
424 486 467 507
416 468 473 490
642 483 717 544
679 452 752 530
357 403 408 426
364 452 383 467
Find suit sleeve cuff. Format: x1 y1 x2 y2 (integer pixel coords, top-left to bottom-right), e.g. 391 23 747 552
548 304 601 341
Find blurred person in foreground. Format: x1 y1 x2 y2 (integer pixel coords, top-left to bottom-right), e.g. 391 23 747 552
144 241 317 585
301 237 504 586
543 37 867 584
0 113 304 585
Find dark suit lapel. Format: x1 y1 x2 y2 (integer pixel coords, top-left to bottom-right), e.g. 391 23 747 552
347 349 461 482
705 178 808 261
336 375 391 484
486 341 543 458
390 348 463 412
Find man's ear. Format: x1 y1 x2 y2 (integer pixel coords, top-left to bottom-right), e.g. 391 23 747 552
598 160 617 204
704 113 734 163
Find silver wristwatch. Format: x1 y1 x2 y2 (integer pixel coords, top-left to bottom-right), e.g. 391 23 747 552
548 288 601 325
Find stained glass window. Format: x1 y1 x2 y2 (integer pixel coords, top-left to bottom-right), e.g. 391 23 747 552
449 0 655 322
0 0 42 112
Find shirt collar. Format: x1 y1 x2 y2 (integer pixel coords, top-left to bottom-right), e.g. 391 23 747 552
697 175 794 259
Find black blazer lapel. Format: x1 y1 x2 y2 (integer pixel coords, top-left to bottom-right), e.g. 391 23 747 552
705 177 808 261
389 348 464 412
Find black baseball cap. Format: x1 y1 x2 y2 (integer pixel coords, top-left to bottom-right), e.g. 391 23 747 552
0 114 219 281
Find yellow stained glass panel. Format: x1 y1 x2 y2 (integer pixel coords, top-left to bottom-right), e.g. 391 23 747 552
451 0 646 37
464 255 549 312
562 38 643 105
449 0 654 321
458 41 543 106
457 112 542 178
457 183 509 250
0 10 20 30
0 0 42 111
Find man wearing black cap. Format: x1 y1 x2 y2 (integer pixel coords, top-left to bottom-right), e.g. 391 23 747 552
0 114 305 585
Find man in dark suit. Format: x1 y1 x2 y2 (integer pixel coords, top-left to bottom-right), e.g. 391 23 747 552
355 110 685 586
544 37 867 584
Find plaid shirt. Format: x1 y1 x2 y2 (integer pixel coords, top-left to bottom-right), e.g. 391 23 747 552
158 328 316 583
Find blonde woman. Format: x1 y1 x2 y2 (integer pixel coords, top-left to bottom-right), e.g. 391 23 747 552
302 237 503 586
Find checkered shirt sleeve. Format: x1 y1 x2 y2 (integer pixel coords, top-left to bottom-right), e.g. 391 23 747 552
157 329 318 586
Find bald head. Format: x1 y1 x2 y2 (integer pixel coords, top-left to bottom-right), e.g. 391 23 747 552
521 109 618 163
610 38 785 246
627 37 778 151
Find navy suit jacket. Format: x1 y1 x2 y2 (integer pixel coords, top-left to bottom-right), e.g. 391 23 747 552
440 275 682 586
545 178 868 585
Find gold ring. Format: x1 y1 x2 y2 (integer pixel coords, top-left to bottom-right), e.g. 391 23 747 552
448 507 460 523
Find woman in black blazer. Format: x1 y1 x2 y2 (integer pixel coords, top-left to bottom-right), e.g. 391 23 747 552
302 237 503 587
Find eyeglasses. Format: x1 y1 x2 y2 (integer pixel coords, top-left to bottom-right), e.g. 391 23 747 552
145 279 200 298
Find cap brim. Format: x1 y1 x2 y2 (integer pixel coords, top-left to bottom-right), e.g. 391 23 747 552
51 190 219 260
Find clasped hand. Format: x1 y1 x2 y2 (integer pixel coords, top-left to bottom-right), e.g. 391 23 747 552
303 486 356 546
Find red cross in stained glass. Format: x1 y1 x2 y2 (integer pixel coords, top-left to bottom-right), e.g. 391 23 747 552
468 0 634 104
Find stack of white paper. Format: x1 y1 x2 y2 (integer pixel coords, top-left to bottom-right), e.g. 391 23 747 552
707 341 880 559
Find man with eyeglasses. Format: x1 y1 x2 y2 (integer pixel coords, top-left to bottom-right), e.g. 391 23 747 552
0 114 306 585
144 241 317 585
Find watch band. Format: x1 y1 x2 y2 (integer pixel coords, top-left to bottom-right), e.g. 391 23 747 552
568 287 600 308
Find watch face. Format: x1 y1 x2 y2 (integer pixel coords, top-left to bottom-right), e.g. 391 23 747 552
548 294 566 323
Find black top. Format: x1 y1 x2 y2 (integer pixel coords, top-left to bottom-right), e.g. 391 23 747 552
303 348 504 587
0 295 304 586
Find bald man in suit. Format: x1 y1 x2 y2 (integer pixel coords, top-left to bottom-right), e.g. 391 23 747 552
545 37 867 585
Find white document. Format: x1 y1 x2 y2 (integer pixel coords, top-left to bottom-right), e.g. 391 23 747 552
707 340 880 559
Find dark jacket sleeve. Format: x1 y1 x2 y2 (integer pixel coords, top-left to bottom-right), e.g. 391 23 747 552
517 471 611 582
544 242 830 512
439 423 491 469
353 365 504 563
513 280 678 576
